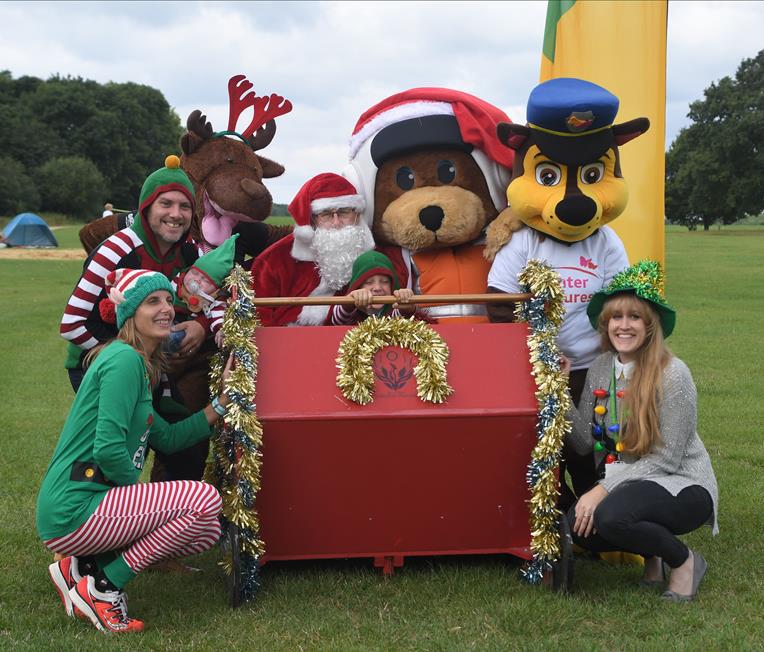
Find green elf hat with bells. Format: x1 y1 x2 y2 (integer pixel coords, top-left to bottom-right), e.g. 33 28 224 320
587 259 676 337
138 155 196 218
99 269 175 329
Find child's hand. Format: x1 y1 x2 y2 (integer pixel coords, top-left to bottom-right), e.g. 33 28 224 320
559 355 571 378
214 329 224 349
393 289 415 315
349 288 373 308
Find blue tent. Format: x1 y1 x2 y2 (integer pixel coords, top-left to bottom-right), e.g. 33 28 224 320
2 213 58 247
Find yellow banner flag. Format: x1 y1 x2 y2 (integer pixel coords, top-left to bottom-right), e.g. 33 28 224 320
541 0 667 264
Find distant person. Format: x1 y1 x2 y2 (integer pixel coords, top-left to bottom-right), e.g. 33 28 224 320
39 270 234 633
328 250 418 325
562 261 718 602
102 203 114 218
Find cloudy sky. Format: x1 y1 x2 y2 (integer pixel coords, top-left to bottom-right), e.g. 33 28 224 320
1 0 762 203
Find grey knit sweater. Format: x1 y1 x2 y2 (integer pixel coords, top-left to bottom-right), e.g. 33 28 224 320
567 352 719 534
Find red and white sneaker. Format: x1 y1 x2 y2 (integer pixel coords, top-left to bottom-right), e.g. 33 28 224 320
48 556 85 618
68 576 144 633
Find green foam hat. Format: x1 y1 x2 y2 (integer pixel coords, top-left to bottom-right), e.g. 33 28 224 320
191 234 238 286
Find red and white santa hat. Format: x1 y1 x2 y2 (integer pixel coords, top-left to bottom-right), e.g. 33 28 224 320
342 88 514 224
289 172 366 261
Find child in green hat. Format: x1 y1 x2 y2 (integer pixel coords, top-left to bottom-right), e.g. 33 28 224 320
328 250 420 325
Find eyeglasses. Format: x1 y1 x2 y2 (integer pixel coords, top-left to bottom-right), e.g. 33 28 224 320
313 208 358 225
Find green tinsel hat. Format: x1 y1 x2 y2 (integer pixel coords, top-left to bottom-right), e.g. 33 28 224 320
347 251 400 293
587 259 676 337
138 155 195 218
191 234 239 286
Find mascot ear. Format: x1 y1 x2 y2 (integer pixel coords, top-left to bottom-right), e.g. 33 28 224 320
182 109 213 155
257 155 285 179
612 117 650 146
497 122 530 151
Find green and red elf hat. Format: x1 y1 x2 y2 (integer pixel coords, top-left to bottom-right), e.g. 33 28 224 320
347 251 401 315
587 259 676 337
189 234 239 287
138 155 195 219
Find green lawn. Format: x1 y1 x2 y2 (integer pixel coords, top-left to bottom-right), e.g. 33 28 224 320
1 229 762 650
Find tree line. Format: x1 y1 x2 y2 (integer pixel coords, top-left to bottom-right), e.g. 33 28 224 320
0 71 182 219
666 49 763 230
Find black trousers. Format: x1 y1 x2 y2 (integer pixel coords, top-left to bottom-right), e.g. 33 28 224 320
566 480 713 568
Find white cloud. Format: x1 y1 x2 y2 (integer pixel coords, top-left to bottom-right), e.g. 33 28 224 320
0 0 762 202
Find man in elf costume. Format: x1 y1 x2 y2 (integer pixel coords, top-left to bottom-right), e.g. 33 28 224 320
61 156 209 392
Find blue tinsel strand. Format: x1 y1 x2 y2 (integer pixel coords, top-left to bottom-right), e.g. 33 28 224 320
238 478 257 510
228 390 255 412
233 430 258 454
239 552 262 603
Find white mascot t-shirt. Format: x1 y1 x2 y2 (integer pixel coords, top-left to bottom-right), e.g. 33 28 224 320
488 226 629 370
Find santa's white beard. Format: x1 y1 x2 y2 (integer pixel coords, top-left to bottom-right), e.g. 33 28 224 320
311 224 375 290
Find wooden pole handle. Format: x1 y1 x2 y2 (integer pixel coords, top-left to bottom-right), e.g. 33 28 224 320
249 293 531 307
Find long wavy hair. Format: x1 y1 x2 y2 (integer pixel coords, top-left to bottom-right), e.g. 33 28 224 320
598 294 672 456
84 317 167 388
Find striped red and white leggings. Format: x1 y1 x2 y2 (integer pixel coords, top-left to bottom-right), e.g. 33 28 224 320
44 480 222 574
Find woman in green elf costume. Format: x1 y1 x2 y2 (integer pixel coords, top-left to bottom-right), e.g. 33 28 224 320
561 260 718 602
37 269 233 633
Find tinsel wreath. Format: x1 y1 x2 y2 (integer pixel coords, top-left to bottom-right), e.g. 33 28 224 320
514 259 571 585
205 264 264 604
336 316 453 405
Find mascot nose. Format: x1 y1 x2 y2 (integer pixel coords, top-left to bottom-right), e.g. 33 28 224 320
241 178 268 200
556 195 597 226
419 205 445 232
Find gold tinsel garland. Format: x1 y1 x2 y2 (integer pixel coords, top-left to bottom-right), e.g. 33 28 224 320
514 259 571 584
205 265 265 594
336 316 453 405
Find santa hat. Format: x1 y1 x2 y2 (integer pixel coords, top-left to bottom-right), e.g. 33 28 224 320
289 172 366 261
138 155 196 219
342 88 514 225
99 269 175 329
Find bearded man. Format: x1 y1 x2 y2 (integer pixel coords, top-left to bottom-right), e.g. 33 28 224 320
251 173 407 326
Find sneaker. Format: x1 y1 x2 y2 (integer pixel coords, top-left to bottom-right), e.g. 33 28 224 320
48 556 85 618
68 576 144 633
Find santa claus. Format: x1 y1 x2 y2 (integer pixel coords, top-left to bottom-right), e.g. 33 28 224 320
251 173 407 326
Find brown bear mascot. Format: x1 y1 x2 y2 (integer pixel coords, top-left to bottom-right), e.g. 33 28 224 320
342 88 513 323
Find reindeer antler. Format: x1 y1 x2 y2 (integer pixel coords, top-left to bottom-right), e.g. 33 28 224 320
227 74 293 141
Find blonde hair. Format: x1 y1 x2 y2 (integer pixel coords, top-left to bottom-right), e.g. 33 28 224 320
597 294 672 456
84 316 167 387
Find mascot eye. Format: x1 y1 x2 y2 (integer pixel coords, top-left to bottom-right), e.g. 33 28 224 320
396 167 415 190
580 162 605 184
437 160 456 184
535 163 562 187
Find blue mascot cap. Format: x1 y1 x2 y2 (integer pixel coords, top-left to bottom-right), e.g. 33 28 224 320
527 78 619 137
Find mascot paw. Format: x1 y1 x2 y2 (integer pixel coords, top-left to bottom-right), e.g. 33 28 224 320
483 208 524 260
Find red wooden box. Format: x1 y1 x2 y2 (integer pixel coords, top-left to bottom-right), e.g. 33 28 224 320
255 322 537 573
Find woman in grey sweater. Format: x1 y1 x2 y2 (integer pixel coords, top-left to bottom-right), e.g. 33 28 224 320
562 260 718 602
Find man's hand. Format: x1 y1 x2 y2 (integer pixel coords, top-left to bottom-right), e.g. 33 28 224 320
573 484 608 538
560 355 571 378
172 320 206 358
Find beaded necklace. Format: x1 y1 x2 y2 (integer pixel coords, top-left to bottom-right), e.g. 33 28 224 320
591 363 627 465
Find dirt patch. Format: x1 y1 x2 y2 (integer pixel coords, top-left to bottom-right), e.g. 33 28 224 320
0 247 86 260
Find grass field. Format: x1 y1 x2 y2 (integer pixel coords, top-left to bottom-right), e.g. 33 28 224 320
1 228 763 650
